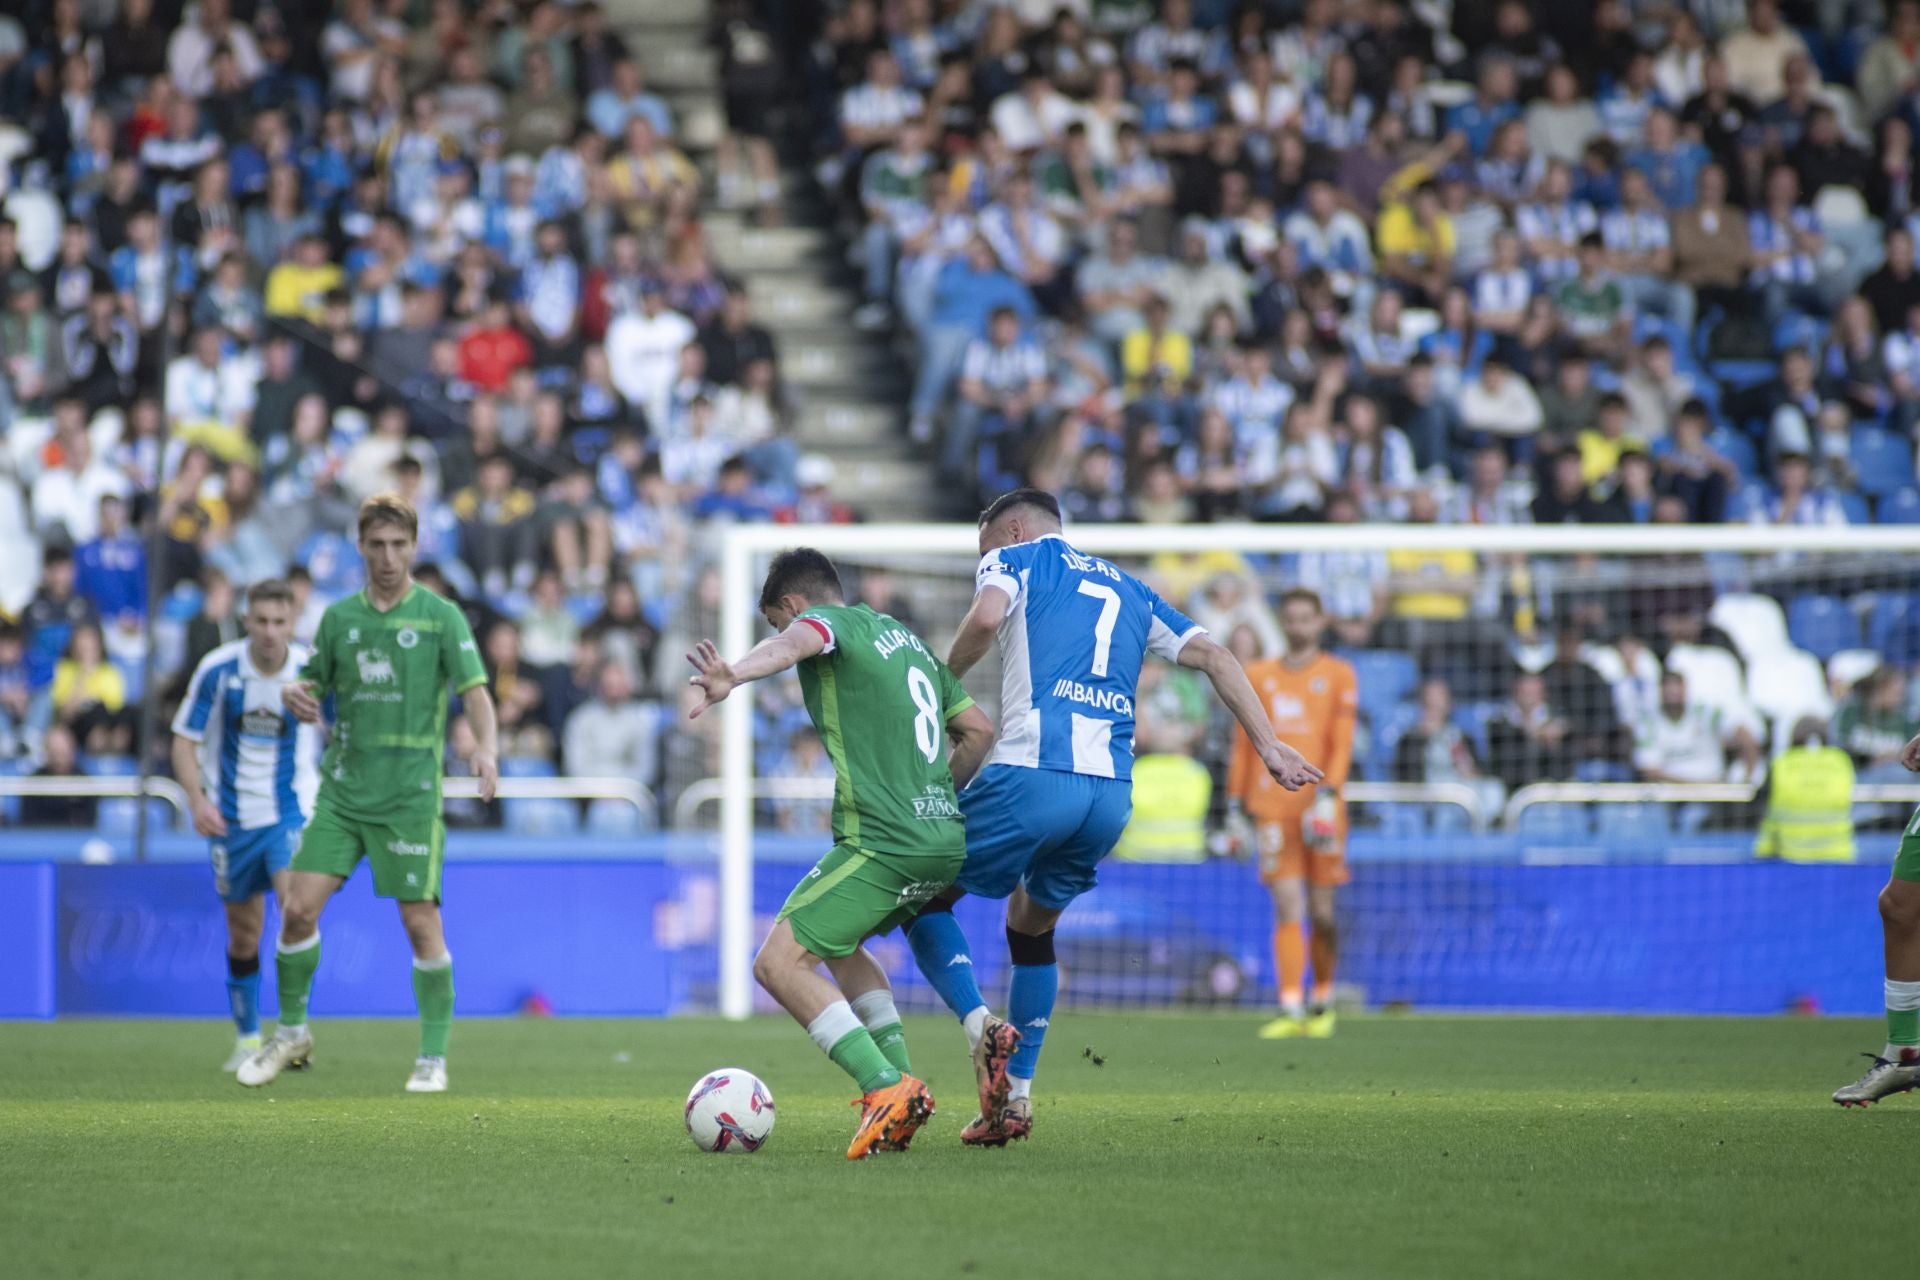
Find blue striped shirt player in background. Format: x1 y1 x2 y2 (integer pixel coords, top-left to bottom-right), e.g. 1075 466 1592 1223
170 579 321 1070
905 489 1323 1145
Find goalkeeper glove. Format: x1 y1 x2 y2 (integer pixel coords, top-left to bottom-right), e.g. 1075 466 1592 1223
1216 803 1256 861
1302 790 1340 853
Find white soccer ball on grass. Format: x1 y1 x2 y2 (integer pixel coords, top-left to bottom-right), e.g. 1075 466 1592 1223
684 1068 775 1153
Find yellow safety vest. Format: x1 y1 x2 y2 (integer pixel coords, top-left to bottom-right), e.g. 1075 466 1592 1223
1114 755 1212 863
1756 746 1856 863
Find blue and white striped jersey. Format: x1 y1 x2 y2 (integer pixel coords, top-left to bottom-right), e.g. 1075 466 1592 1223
976 534 1204 781
172 639 321 831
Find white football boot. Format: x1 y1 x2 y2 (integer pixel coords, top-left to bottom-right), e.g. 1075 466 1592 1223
236 1026 313 1086
404 1056 449 1093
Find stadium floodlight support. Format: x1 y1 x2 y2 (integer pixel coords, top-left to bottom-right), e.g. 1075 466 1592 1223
714 520 1920 1019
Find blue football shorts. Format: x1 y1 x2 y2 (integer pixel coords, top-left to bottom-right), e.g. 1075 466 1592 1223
209 818 303 903
955 764 1133 909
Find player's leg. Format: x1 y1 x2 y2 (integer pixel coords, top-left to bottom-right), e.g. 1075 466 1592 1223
397 899 454 1092
761 854 936 1159
905 765 1023 1039
221 893 267 1069
1305 885 1340 1038
1836 865 1920 1105
1261 873 1308 1038
824 946 911 1075
237 868 340 1085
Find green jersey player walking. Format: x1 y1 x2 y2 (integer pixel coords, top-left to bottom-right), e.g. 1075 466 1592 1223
238 494 499 1094
687 548 995 1159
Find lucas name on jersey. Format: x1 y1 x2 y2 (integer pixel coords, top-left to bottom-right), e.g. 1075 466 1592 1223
1057 546 1121 582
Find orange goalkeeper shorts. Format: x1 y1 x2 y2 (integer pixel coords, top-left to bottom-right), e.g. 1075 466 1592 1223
1256 802 1350 888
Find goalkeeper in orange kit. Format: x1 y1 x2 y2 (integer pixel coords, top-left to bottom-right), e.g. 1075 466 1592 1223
1227 589 1357 1039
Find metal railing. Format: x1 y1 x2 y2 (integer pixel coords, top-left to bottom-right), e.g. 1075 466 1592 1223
1 776 656 832
1503 781 1920 829
0 776 192 827
443 776 660 826
674 776 1489 832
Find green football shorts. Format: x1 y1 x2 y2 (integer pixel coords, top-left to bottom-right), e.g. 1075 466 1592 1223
1896 808 1920 882
292 801 446 901
777 840 962 959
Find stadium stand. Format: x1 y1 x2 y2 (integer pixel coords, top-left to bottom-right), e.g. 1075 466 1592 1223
0 0 1918 847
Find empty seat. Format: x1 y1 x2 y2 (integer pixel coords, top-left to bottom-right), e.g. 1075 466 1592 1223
504 797 580 836
1708 594 1789 663
1747 648 1833 739
501 756 558 779
97 798 176 835
585 799 646 836
1828 648 1886 691
1514 803 1592 838
1852 429 1915 497
1867 593 1920 668
78 754 138 777
1786 594 1860 661
1596 802 1673 839
1348 650 1420 722
1880 488 1920 524
1665 643 1752 720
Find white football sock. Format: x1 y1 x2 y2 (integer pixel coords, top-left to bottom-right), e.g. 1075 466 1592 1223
1008 1076 1031 1102
1885 979 1920 1060
806 1001 863 1057
850 989 901 1031
962 1005 990 1051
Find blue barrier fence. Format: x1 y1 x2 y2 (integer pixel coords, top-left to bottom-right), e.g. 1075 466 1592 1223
0 830 1890 1019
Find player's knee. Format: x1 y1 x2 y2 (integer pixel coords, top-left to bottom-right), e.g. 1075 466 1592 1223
1309 910 1338 939
906 896 955 930
1006 925 1055 967
1881 884 1920 935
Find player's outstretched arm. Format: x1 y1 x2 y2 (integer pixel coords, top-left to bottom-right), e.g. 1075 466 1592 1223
686 626 826 719
1904 733 1920 772
946 586 1010 678
169 733 227 838
1178 635 1324 790
945 703 996 790
462 685 500 803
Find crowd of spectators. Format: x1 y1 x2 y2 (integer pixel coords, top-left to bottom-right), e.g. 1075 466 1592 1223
811 0 1920 527
0 0 875 821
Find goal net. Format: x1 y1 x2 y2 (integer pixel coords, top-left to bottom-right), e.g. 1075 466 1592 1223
701 523 1920 1020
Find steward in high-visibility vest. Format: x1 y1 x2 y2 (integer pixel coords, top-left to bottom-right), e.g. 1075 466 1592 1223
1114 754 1212 863
1756 718 1856 863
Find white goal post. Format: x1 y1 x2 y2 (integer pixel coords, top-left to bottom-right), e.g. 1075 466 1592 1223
714 521 1920 1019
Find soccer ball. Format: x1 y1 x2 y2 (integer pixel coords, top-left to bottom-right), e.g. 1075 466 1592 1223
684 1068 775 1154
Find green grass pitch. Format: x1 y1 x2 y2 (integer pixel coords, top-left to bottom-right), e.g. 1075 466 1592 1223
0 1014 1910 1279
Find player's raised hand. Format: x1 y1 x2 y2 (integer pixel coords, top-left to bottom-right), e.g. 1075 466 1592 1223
282 680 321 724
190 796 228 839
1903 733 1920 773
1260 740 1324 791
686 641 738 719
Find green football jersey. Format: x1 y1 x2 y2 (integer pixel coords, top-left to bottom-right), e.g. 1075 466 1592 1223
792 604 974 856
301 584 488 821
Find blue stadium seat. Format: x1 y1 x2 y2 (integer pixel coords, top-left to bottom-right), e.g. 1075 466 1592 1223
501 756 557 778
98 798 177 835
1349 650 1419 722
1772 312 1829 354
585 799 646 836
1880 488 1920 524
1852 429 1915 497
1515 804 1592 838
297 531 366 596
504 797 580 836
161 584 203 623
78 754 137 776
1454 701 1500 759
1595 802 1672 840
1839 491 1871 525
1706 427 1757 477
1573 760 1635 783
0 756 21 824
1709 360 1777 391
1867 593 1920 668
1375 805 1428 838
1787 594 1860 661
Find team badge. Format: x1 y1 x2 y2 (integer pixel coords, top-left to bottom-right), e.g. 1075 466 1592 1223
347 628 360 642
397 627 420 649
1311 678 1327 694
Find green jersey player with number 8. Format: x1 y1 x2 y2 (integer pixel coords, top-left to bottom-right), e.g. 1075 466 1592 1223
686 548 996 1159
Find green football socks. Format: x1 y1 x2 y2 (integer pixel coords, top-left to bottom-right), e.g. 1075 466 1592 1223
275 932 321 1027
808 1001 903 1093
851 989 912 1074
413 953 454 1059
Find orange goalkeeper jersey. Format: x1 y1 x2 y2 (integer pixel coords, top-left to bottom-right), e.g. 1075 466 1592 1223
1229 653 1357 818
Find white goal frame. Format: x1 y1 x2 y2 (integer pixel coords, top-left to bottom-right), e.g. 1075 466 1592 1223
714 521 1920 1019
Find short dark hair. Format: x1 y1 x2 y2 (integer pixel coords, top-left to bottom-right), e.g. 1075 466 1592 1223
1279 587 1324 614
759 548 845 611
247 579 294 610
979 487 1062 528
